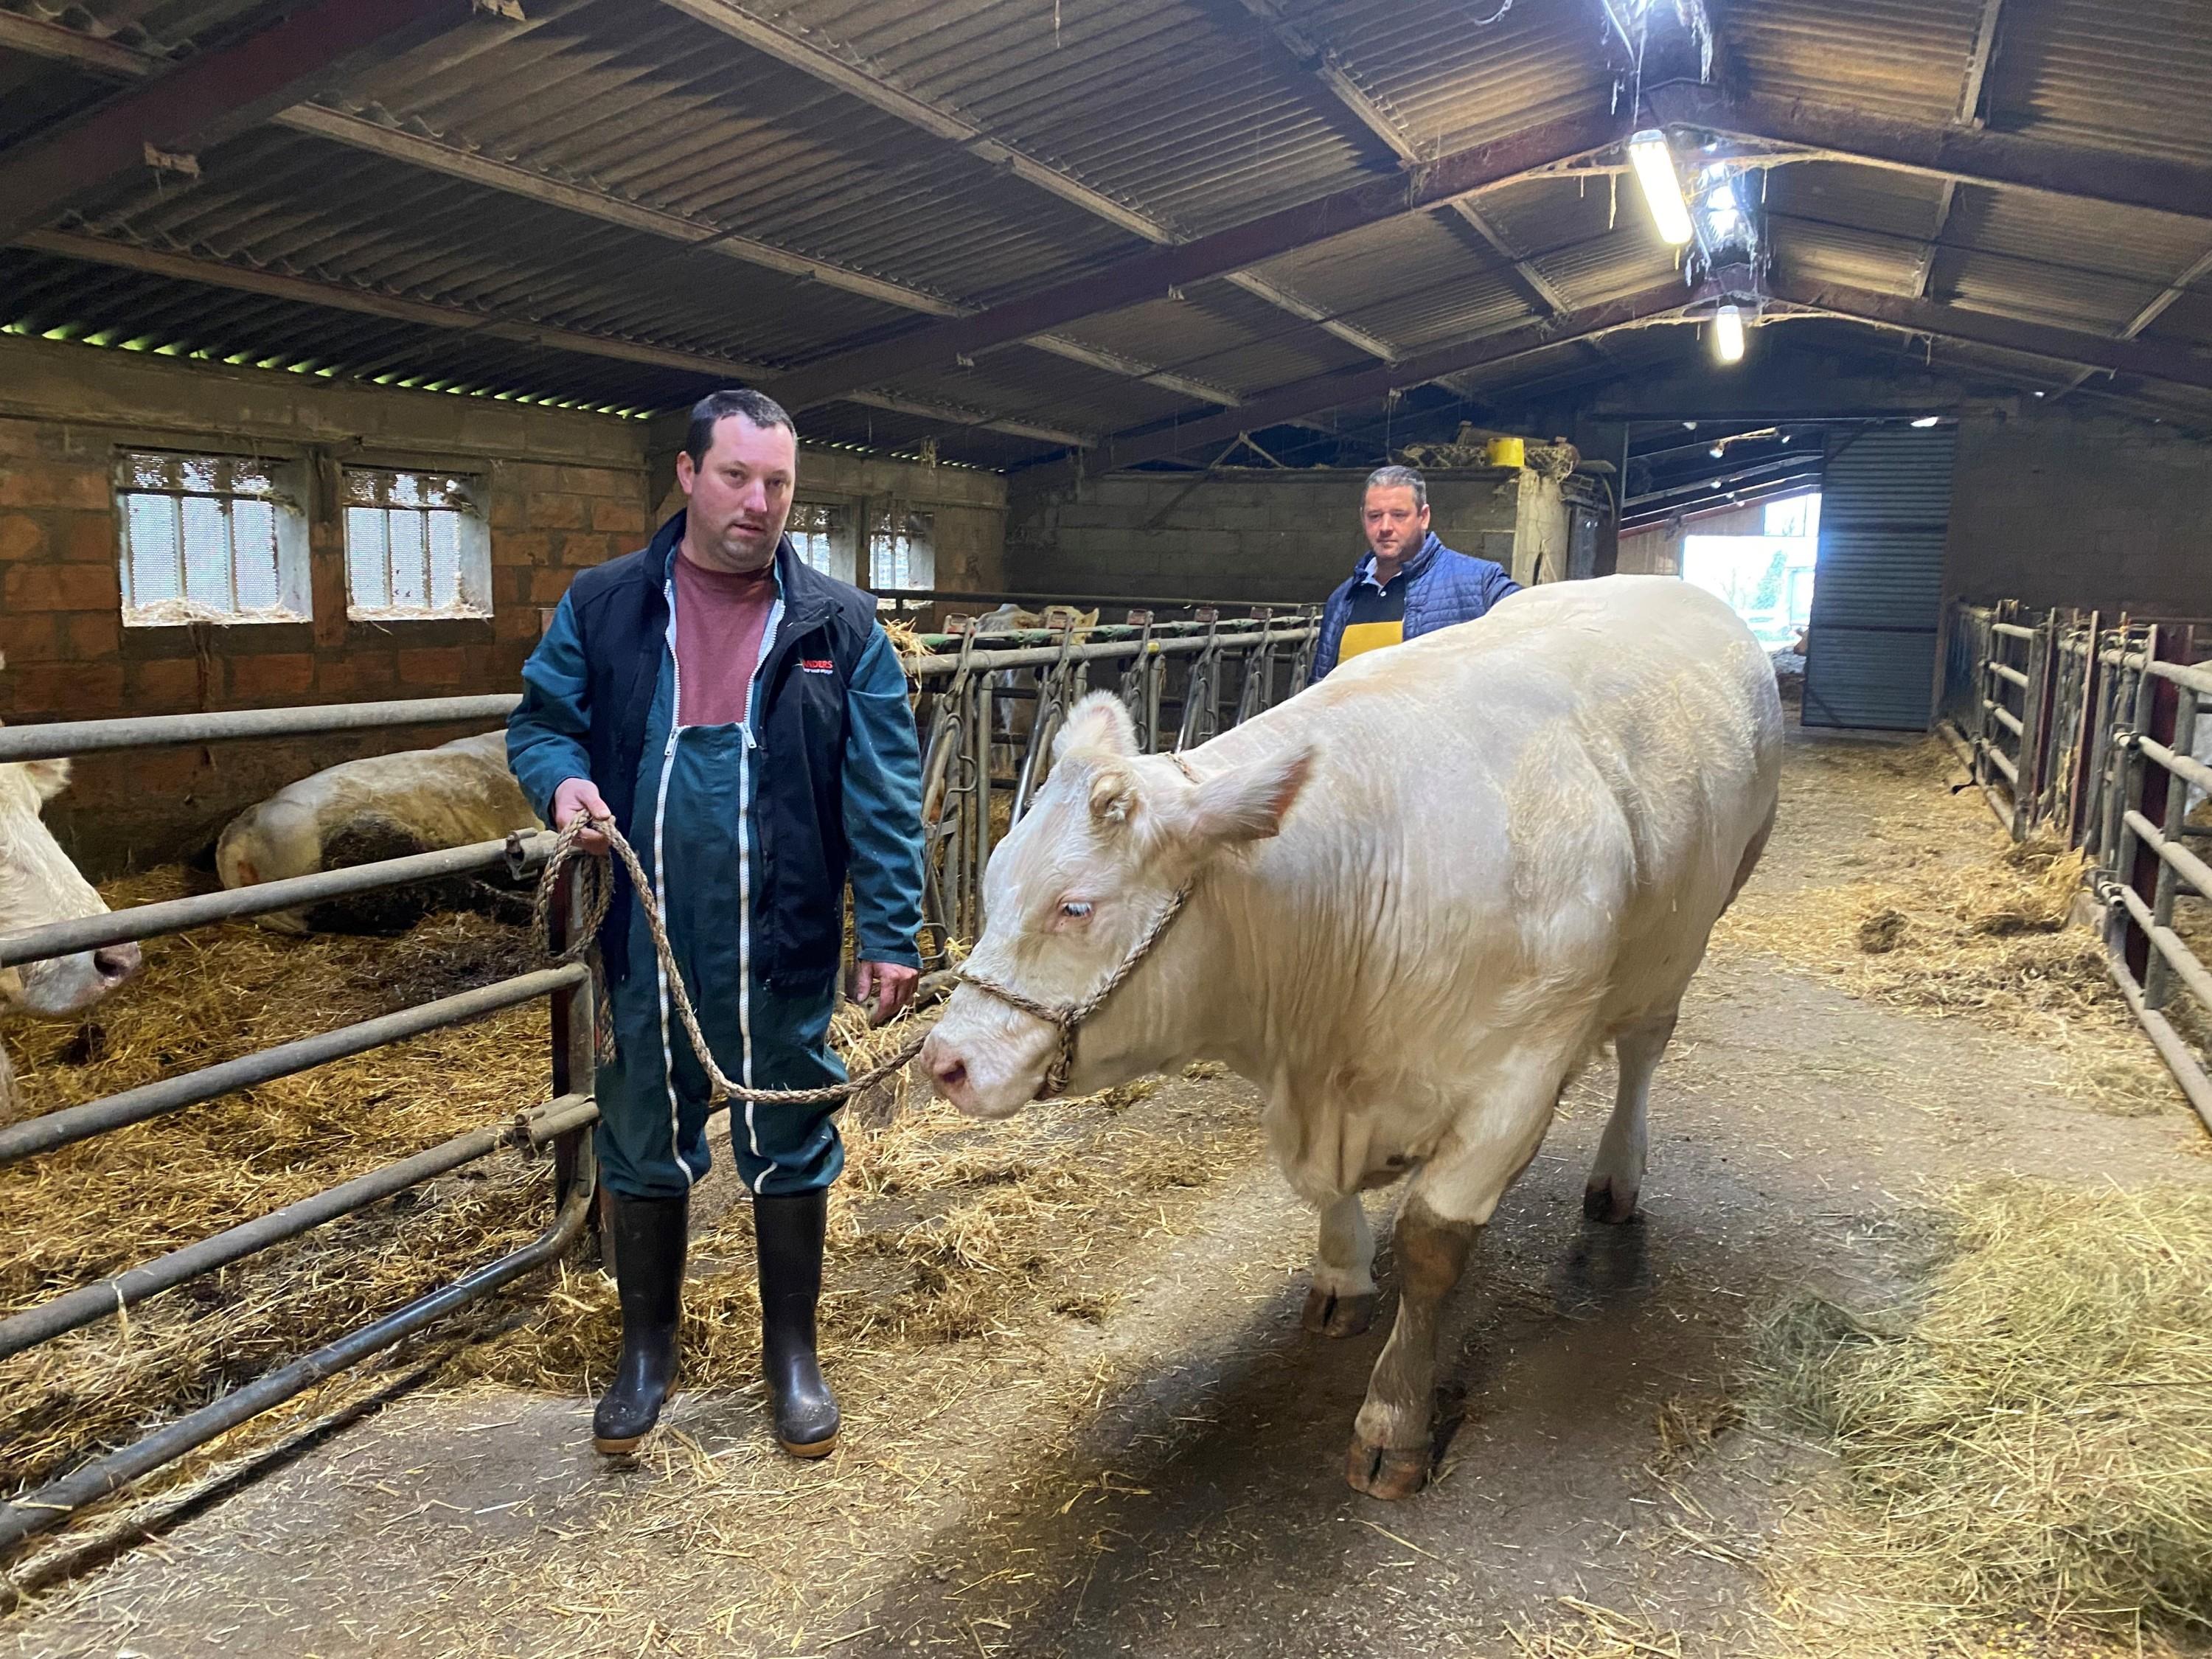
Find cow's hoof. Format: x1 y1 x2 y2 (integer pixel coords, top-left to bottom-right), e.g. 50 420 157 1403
1301 1287 1377 1338
1582 1178 1638 1225
1345 1436 1428 1500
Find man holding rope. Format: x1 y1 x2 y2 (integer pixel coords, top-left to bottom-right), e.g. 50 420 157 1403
508 389 923 1460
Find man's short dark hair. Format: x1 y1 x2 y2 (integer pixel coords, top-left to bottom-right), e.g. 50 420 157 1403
686 389 796 466
1365 464 1427 510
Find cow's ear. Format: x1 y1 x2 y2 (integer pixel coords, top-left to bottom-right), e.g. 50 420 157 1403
1183 742 1312 846
1088 764 1138 826
1054 692 1138 763
22 757 71 802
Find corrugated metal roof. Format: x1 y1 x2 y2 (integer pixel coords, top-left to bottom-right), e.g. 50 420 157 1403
1990 0 2212 167
4 0 2211 470
1729 0 1991 124
1300 0 1613 153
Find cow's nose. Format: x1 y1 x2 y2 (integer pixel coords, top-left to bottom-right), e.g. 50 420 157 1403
92 942 142 986
924 1038 969 1101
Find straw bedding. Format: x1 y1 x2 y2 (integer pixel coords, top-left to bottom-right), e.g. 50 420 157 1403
0 866 554 1495
0 860 1245 1527
1711 739 2184 1112
1761 1179 2212 1639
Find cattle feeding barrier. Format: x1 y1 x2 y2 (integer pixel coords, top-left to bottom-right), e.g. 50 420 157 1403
0 600 1314 1551
1938 601 2212 1131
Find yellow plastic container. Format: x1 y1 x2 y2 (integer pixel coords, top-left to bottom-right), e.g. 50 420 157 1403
1485 435 1526 469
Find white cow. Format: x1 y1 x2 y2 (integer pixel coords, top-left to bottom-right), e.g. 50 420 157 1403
922 577 1781 1499
215 730 541 933
0 739 142 1111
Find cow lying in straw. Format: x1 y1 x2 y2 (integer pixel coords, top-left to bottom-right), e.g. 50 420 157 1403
0 695 142 1112
215 730 542 933
922 576 1781 1498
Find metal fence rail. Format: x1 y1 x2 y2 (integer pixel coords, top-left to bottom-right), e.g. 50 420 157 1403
1938 600 2212 1130
0 597 1315 1551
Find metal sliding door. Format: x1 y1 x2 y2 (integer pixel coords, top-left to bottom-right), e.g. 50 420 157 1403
1801 424 1957 730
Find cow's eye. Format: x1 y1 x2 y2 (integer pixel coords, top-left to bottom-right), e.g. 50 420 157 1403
1060 901 1093 919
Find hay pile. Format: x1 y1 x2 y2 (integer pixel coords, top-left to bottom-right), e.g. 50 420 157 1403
1713 740 2177 1110
0 866 553 1494
1763 1180 2212 1639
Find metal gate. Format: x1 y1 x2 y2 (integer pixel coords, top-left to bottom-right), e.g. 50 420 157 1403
1802 424 1958 731
0 599 1315 1554
1938 601 2212 1131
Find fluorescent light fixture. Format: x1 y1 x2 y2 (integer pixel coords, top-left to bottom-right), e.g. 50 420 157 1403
1711 304 1746 364
1910 414 1941 428
1627 129 1694 246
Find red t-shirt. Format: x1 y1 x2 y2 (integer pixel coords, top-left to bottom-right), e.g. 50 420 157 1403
672 552 776 726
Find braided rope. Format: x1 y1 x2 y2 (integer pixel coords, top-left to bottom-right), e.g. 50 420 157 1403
957 884 1192 1099
533 745 1203 1107
533 816 932 1107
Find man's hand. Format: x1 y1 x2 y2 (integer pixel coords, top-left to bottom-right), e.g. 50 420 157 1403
849 960 919 1026
551 776 613 853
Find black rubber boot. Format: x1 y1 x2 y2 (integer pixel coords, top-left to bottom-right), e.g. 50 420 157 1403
755 1189 840 1458
591 1194 688 1455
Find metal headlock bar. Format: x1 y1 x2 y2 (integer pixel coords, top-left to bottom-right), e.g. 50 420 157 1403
1938 600 2212 1132
0 600 1316 1554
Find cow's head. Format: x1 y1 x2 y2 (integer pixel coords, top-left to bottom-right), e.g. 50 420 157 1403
924 692 1310 1117
0 750 142 1018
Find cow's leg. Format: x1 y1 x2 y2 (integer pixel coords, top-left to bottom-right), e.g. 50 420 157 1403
1346 1194 1478 1499
1585 1010 1676 1225
1346 1069 1559 1500
1302 1193 1376 1337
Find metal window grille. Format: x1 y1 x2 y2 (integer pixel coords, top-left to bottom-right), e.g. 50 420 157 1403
344 469 487 616
116 451 297 625
789 501 841 576
871 509 934 607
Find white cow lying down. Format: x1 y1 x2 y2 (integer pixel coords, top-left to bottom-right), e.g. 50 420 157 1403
216 730 541 933
0 738 142 1112
923 575 1782 1499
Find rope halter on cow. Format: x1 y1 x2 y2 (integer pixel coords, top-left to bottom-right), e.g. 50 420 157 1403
952 749 1203 1100
954 881 1192 1101
533 749 1206 1107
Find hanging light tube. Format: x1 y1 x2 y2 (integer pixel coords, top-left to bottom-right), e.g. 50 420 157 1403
1626 129 1694 246
1711 304 1746 365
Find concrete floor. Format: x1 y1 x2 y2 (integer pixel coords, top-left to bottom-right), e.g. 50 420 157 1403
7 732 2208 1659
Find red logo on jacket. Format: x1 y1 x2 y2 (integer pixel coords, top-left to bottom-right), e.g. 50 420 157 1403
800 658 835 674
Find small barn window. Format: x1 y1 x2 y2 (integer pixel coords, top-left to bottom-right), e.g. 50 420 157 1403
343 468 491 619
869 509 933 608
788 501 851 580
116 451 309 626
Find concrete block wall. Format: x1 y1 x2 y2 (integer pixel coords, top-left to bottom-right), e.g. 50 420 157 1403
1941 407 2212 618
0 338 654 873
1 338 1012 874
1005 467 1540 605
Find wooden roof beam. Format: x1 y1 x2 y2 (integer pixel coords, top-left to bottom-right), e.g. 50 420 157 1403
1200 0 1579 326
1646 86 2212 221
0 15 1243 410
762 105 1621 412
0 0 479 244
1088 283 1691 473
19 226 774 381
653 0 1391 366
1767 275 2212 396
841 392 1091 451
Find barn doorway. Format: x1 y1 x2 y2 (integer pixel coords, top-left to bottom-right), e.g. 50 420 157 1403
1677 493 1820 652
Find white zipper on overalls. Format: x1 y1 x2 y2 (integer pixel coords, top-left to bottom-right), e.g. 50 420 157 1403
651 582 690 1187
736 593 783 1185
650 563 785 1189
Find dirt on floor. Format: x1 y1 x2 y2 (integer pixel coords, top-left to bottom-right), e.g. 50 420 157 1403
4 730 2211 1659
